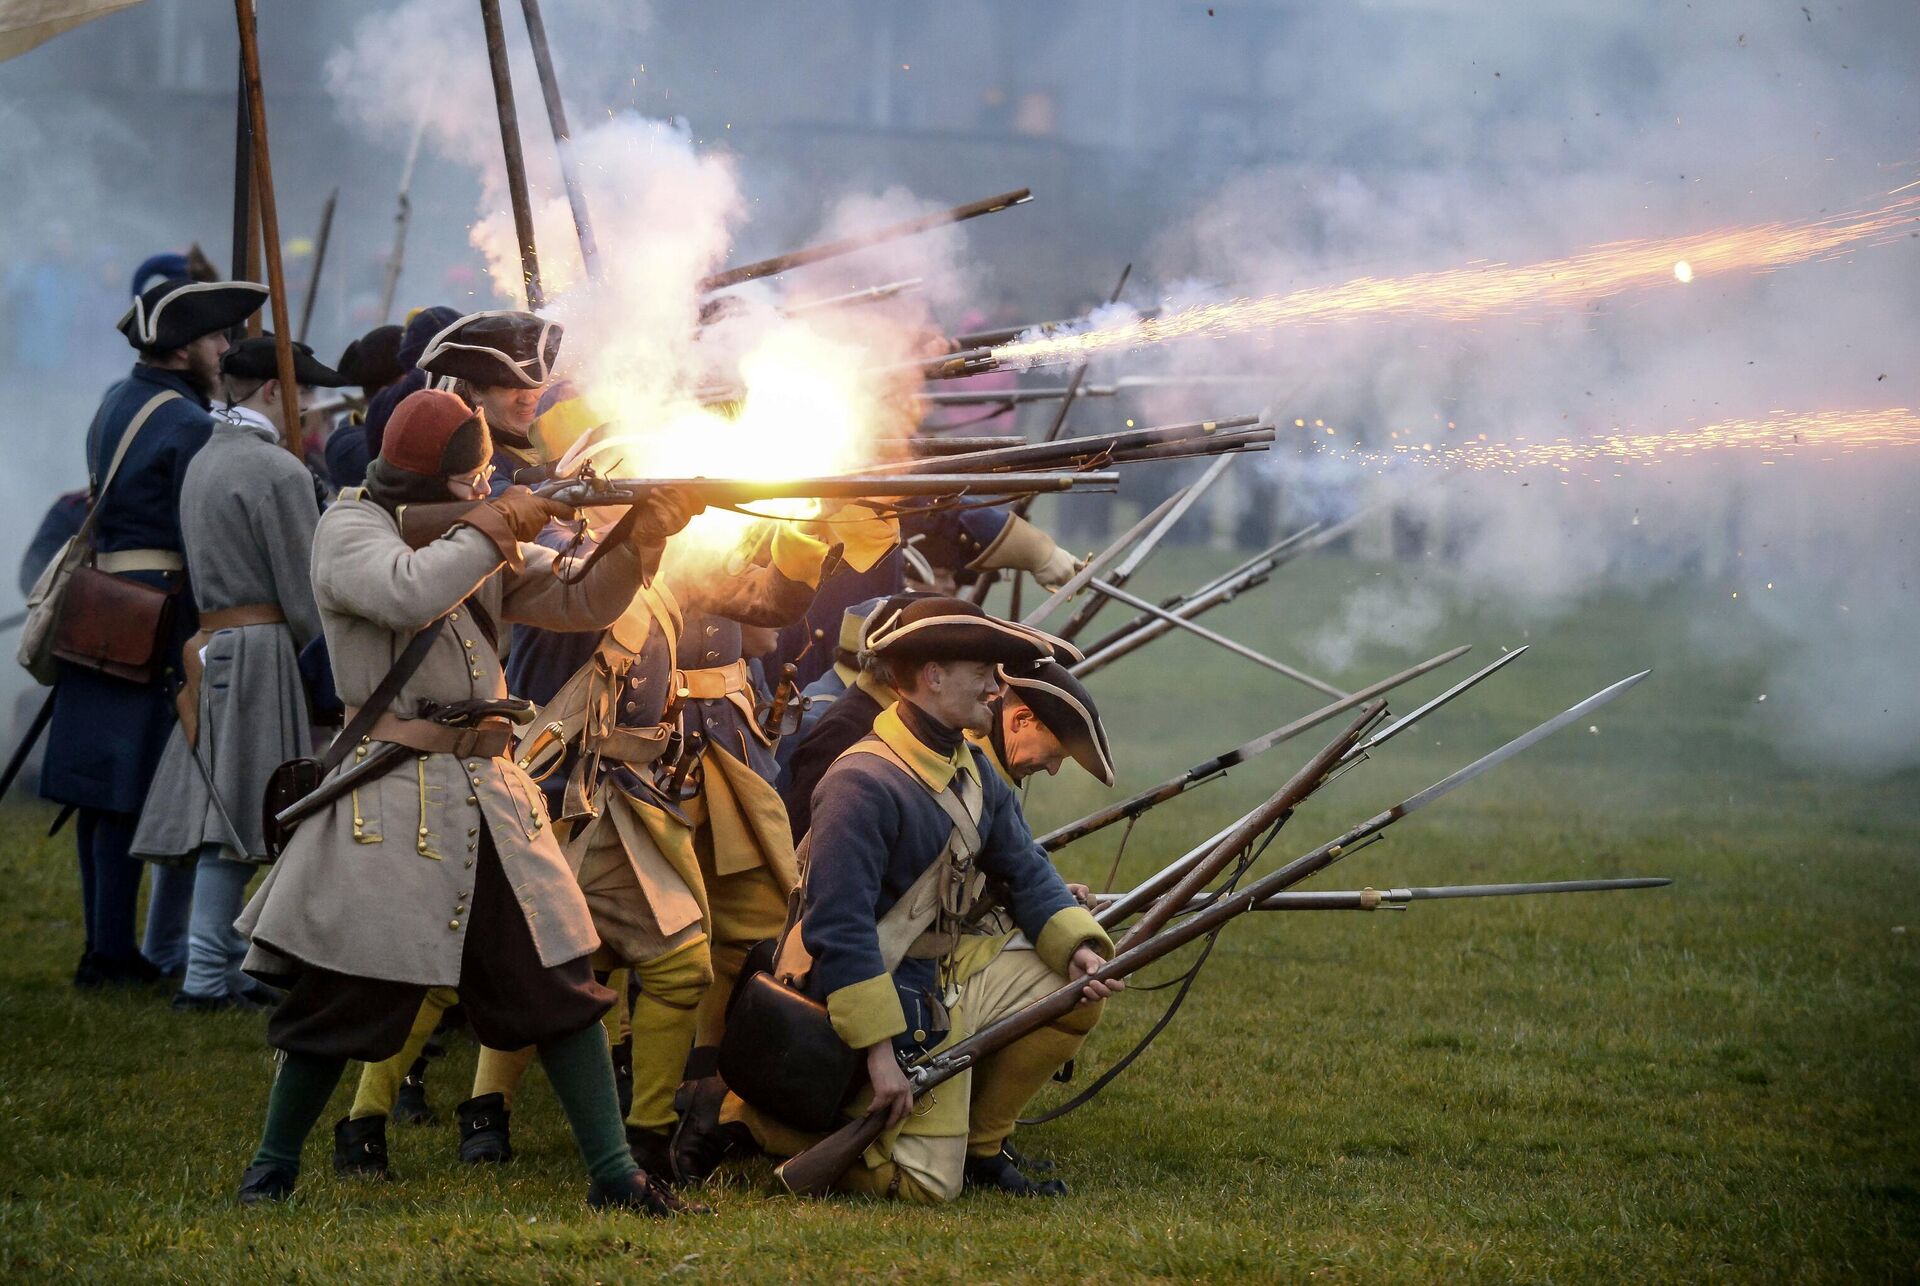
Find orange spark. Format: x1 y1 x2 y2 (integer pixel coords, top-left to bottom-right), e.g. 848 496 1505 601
994 193 1920 369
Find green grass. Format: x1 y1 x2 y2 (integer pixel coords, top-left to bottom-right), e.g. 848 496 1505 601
3 551 1917 1282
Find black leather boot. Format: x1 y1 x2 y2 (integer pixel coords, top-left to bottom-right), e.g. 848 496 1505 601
332 1115 393 1179
963 1149 1068 1198
626 1124 675 1182
456 1093 512 1164
670 1074 753 1183
586 1169 711 1216
1000 1139 1057 1174
236 1162 297 1205
392 1073 435 1125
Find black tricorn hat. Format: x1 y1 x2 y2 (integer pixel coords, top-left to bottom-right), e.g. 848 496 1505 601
336 323 405 390
865 595 1061 667
998 658 1115 786
417 310 563 388
223 336 348 388
118 278 267 352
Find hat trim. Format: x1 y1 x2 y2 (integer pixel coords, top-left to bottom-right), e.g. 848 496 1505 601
999 668 1115 783
867 611 1050 655
417 310 558 388
117 280 268 347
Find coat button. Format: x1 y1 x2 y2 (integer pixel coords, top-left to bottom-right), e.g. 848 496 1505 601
448 919 461 930
464 640 475 650
450 611 460 620
813 628 824 639
417 827 429 838
466 794 478 805
705 625 718 637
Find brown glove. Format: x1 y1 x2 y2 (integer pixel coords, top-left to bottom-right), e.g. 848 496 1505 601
457 485 571 567
625 485 705 546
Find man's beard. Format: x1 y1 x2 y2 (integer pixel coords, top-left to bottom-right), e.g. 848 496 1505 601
184 351 222 401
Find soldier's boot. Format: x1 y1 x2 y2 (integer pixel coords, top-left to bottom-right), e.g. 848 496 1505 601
331 1115 394 1180
236 1162 297 1205
456 1093 513 1164
963 1149 1068 1198
586 1169 711 1216
392 1067 435 1125
626 1125 677 1183
670 1075 753 1184
1001 1138 1056 1174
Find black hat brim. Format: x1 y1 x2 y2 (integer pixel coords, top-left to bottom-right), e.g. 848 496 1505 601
223 338 349 388
870 614 1050 667
417 310 563 387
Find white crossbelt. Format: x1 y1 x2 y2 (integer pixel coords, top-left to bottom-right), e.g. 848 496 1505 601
95 549 185 574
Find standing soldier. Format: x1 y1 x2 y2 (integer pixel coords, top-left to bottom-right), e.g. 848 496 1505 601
231 388 704 1214
42 276 265 989
677 598 1121 1201
132 337 342 1010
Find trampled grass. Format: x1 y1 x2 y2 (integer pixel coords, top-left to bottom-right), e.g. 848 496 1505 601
1 551 1916 1282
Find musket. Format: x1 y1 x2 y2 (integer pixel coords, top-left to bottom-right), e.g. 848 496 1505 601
519 0 599 279
395 471 1120 550
1043 643 1490 854
773 668 1650 1197
881 436 1024 455
1090 644 1519 926
951 306 1165 352
699 188 1031 294
296 187 336 344
783 278 923 317
1056 450 1238 642
479 0 543 308
918 385 1118 407
377 108 428 324
1098 877 1673 915
869 417 1266 478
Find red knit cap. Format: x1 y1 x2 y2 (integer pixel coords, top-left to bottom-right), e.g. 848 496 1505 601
380 388 492 476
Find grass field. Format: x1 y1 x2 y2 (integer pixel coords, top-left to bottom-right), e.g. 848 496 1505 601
1 550 1916 1283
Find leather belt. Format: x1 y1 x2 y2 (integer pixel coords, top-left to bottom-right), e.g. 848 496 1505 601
201 603 287 632
97 548 185 574
175 601 291 748
673 658 753 700
361 713 512 758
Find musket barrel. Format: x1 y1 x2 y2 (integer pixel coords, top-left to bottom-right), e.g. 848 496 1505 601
868 418 1266 477
700 188 1031 293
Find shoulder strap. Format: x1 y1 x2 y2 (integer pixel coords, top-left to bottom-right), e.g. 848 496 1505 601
318 615 448 772
77 390 181 550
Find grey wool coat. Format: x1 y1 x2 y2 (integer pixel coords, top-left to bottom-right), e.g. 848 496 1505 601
237 491 649 986
133 411 321 864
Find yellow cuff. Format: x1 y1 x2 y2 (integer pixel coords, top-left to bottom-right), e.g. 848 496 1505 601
770 525 832 587
822 503 900 575
826 973 907 1050
1034 905 1113 977
969 513 1058 574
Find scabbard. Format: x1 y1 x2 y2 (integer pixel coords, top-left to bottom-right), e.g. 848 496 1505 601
273 741 412 829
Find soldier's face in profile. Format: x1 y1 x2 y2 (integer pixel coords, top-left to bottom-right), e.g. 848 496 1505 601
472 382 546 435
921 659 1000 734
1002 701 1069 782
183 332 229 400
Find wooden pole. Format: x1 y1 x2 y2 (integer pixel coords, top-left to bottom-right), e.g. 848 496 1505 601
232 0 304 457
297 187 337 343
479 0 544 308
518 0 597 279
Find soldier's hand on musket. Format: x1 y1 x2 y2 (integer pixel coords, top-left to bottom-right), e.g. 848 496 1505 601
627 485 705 545
1034 548 1083 592
1069 945 1123 1003
488 485 574 541
1066 882 1097 910
865 1042 915 1127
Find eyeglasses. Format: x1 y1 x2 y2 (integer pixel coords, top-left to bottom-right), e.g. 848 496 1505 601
450 466 495 496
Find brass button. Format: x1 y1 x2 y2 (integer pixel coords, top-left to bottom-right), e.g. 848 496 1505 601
417 827 429 838
913 1029 927 1042
464 859 475 868
466 794 478 804
449 610 460 620
417 753 429 762
467 827 478 837
448 919 461 930
464 640 475 650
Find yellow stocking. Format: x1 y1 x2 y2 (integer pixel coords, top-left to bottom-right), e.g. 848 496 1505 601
625 940 712 1132
964 1000 1103 1158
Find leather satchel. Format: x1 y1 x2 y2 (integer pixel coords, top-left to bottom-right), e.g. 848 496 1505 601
49 564 177 684
20 390 179 685
720 966 862 1134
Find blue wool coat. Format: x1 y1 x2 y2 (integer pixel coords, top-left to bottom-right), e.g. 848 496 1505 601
40 365 212 815
799 704 1104 1055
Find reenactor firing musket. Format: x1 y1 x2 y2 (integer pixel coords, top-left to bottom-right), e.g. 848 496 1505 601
1097 877 1673 915
698 188 1031 294
1040 642 1496 853
774 667 1651 1196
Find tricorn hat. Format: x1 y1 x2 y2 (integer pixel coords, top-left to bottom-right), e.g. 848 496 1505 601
998 658 1115 786
380 389 493 477
417 310 562 388
118 278 267 352
864 595 1060 667
224 336 348 388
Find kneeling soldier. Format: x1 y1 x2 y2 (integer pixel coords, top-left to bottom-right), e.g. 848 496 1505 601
681 597 1122 1200
231 388 703 1214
